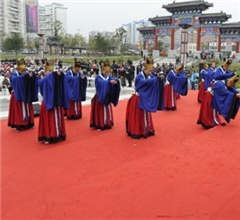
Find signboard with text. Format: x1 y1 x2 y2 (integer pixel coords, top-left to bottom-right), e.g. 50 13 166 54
178 17 193 26
26 0 38 33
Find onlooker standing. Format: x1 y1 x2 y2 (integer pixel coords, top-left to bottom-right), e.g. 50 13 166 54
136 63 142 75
2 75 11 94
119 65 126 87
190 71 197 90
125 64 134 87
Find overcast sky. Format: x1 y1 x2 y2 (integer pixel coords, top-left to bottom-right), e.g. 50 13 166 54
39 0 240 38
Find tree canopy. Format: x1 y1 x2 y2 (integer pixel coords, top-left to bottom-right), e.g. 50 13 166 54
2 34 24 57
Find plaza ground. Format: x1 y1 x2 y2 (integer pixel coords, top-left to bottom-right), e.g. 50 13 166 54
1 90 240 219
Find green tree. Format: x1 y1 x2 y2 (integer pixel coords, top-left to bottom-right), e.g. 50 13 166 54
87 33 117 55
2 34 24 58
62 34 78 48
87 37 96 52
74 33 87 47
114 27 127 54
53 20 64 54
94 33 109 54
54 20 63 37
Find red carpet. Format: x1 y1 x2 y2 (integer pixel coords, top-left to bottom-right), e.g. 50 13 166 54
1 90 240 220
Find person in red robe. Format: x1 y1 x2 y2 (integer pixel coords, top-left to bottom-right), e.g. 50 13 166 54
38 60 69 144
90 61 120 131
8 59 38 131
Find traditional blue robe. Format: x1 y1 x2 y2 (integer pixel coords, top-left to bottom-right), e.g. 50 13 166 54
135 72 160 112
200 69 207 80
167 70 188 96
66 70 87 102
203 67 215 90
213 66 234 80
95 73 120 106
38 72 69 110
10 71 39 103
151 71 165 111
211 67 239 122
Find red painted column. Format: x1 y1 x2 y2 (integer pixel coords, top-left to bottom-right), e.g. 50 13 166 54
154 35 158 50
196 28 201 51
143 40 146 50
236 41 240 53
218 35 221 53
171 29 175 50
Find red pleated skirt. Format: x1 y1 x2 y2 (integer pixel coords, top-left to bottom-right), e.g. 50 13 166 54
164 84 177 110
38 102 66 143
90 94 114 130
66 100 82 120
197 91 224 129
126 94 155 139
8 93 34 130
198 81 205 103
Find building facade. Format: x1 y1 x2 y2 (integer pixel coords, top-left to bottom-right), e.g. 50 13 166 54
123 20 151 48
0 0 26 38
138 0 240 60
38 3 67 37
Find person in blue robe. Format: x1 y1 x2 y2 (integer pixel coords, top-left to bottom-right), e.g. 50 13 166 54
203 62 216 90
126 57 161 139
164 64 188 110
152 70 165 111
197 63 208 103
90 61 120 130
8 59 39 131
211 60 240 123
38 60 69 144
66 62 87 119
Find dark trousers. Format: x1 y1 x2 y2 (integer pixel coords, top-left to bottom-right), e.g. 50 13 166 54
191 82 196 90
127 77 132 87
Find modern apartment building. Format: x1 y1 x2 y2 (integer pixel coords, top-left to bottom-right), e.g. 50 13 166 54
38 3 67 37
0 0 26 37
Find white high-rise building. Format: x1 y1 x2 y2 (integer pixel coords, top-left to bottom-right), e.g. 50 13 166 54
38 3 67 37
0 0 26 37
123 20 150 46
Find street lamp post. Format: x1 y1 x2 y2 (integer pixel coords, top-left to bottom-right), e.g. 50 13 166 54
37 33 45 60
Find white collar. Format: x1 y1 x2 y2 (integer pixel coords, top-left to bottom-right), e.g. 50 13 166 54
141 71 150 79
220 66 226 74
99 73 109 80
171 69 176 75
